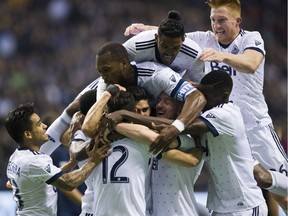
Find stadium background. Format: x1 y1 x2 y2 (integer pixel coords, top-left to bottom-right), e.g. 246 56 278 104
0 0 286 215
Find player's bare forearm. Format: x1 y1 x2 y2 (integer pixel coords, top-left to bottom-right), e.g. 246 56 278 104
53 162 97 191
108 110 172 130
163 147 203 167
82 91 111 138
184 118 210 135
177 90 206 127
60 159 78 173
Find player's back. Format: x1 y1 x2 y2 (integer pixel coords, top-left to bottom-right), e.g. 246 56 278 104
151 135 203 216
92 138 151 216
7 149 58 216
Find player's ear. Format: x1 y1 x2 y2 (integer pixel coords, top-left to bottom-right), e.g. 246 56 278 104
24 131 33 140
155 34 158 42
236 17 242 25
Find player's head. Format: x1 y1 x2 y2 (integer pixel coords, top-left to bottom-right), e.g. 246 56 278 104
206 0 242 45
156 91 183 120
107 91 136 113
79 89 97 115
127 86 152 116
96 42 131 85
5 103 48 146
156 10 185 66
198 69 233 111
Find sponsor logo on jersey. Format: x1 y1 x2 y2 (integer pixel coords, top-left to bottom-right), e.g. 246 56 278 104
44 164 51 173
48 135 55 143
210 62 237 76
231 45 239 54
255 40 261 46
205 113 216 118
169 74 176 82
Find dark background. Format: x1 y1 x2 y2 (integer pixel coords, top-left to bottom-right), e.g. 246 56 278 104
0 0 286 196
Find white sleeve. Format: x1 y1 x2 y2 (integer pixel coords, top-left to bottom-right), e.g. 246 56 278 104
28 155 63 184
152 68 197 102
96 77 107 101
243 31 265 55
78 77 100 97
40 110 71 155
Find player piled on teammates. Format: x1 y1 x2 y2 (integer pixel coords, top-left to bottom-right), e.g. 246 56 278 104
94 41 206 154
123 10 204 82
5 103 110 216
124 0 288 213
106 70 268 215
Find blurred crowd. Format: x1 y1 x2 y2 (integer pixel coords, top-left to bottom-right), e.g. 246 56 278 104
0 0 286 189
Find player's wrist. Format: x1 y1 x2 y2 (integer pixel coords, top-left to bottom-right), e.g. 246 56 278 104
171 119 185 133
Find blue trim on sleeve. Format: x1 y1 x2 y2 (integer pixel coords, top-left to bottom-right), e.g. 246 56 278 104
46 171 64 184
171 79 185 98
171 80 196 102
244 47 264 56
199 116 219 137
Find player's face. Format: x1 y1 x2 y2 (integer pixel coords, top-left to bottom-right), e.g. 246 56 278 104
29 113 48 146
210 6 241 45
156 92 183 119
96 52 124 85
156 34 184 66
135 99 151 116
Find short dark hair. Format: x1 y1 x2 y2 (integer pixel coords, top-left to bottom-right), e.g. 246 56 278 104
158 10 185 38
126 86 150 102
79 89 97 115
107 91 135 113
97 42 129 62
200 69 233 93
5 103 35 144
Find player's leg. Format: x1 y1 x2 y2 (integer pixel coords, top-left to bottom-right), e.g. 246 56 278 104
247 123 288 212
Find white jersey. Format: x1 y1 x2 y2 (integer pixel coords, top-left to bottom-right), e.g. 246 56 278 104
135 61 196 103
92 138 151 216
6 148 63 216
199 102 265 213
123 30 205 82
40 110 71 155
72 130 94 216
96 62 197 105
151 135 204 216
186 30 271 130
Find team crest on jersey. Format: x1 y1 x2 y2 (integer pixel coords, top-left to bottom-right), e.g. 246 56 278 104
231 45 239 54
44 164 51 173
169 74 176 82
255 40 261 46
205 113 216 118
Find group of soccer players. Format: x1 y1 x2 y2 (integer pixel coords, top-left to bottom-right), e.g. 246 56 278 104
5 0 287 215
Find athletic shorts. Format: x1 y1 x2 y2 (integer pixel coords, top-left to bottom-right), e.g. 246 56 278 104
212 202 267 216
246 123 288 176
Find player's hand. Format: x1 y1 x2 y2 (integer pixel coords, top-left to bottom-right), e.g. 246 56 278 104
86 137 111 164
68 112 85 145
149 124 180 154
188 81 199 88
124 23 146 36
106 110 127 131
200 48 225 62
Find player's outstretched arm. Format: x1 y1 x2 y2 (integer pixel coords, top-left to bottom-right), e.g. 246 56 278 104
124 23 158 36
51 142 111 191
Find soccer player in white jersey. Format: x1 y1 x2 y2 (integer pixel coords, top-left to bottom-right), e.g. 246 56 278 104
80 88 152 216
95 41 206 155
123 0 288 212
184 70 268 215
123 10 204 82
5 103 110 216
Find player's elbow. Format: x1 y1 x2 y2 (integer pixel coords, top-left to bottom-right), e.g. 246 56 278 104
81 124 95 138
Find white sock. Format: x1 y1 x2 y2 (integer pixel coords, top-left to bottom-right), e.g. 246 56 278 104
265 170 288 196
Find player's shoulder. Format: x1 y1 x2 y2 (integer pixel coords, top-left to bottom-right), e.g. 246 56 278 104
124 30 156 44
180 37 202 57
240 29 263 39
